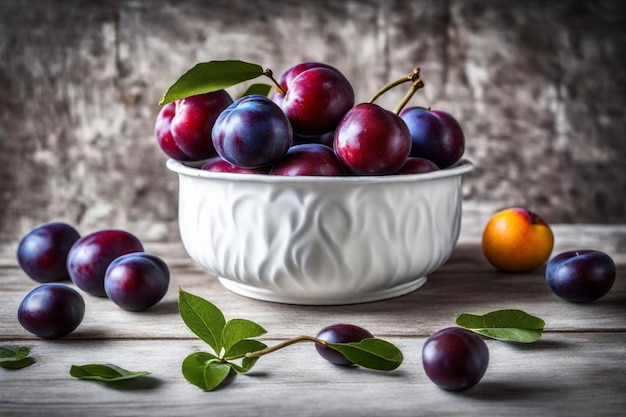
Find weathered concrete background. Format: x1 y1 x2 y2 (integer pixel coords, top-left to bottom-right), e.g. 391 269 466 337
1 0 625 245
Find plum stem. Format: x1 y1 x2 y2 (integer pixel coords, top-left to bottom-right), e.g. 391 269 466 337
393 71 425 114
245 335 326 358
368 67 424 110
263 69 287 95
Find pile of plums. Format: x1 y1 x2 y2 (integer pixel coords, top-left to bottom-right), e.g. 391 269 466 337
155 61 464 176
16 222 170 338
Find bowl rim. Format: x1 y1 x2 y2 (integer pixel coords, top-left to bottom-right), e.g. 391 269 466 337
166 158 473 185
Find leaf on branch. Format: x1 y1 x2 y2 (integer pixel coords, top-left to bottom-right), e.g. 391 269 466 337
159 60 265 105
221 318 267 353
178 288 226 354
238 83 273 98
182 352 231 391
326 338 403 371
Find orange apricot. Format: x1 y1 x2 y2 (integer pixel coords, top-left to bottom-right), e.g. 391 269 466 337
481 207 554 272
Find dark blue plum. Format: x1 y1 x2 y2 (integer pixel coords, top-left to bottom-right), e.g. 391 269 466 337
17 222 80 283
270 144 346 176
315 324 374 366
399 107 465 168
546 250 616 303
18 283 85 338
104 253 170 311
212 95 292 169
67 229 144 297
422 327 489 391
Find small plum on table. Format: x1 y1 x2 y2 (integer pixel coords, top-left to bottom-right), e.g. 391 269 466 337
18 283 85 338
422 327 489 391
546 250 616 303
105 253 170 311
17 222 80 283
315 324 374 366
67 229 144 297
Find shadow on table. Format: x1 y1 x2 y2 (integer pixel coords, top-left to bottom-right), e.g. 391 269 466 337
457 380 562 401
105 375 162 391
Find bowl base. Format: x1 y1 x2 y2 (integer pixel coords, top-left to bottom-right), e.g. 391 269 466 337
217 276 428 306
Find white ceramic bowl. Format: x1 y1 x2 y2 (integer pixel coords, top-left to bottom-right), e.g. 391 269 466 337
167 158 473 305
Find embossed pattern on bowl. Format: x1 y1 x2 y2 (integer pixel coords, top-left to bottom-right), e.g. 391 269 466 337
167 159 473 305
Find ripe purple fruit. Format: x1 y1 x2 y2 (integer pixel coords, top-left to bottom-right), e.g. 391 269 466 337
17 222 80 283
334 103 412 175
270 144 346 176
399 107 465 168
279 64 355 136
18 283 85 338
201 156 270 174
155 90 233 161
212 95 293 169
315 324 374 366
104 253 170 311
546 250 616 303
422 327 489 391
67 229 144 297
395 157 440 175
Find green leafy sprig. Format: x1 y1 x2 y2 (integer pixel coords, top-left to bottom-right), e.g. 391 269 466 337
0 346 36 369
179 288 268 391
455 309 546 343
178 288 403 391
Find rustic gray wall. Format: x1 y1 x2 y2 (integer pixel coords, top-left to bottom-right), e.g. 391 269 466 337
1 0 625 245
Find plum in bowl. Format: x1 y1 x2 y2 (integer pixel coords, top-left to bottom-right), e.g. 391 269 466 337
166 158 473 305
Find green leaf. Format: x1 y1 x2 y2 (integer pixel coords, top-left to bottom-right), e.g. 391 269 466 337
221 318 267 353
178 288 226 354
455 309 546 343
204 362 232 391
326 338 403 371
228 356 261 374
224 339 267 361
0 346 29 360
0 357 36 369
238 83 273 98
0 346 36 369
182 352 219 389
224 339 267 373
159 60 265 105
70 364 150 382
182 352 231 391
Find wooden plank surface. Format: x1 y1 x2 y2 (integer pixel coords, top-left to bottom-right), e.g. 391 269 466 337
1 226 625 416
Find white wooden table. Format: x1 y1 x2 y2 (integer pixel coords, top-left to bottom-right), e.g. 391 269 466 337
1 226 624 416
